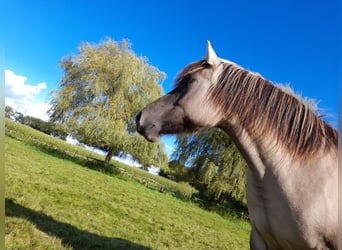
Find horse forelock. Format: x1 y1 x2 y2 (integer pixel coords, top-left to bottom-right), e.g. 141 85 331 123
176 59 337 161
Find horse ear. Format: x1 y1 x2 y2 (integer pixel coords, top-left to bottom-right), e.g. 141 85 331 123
205 40 219 66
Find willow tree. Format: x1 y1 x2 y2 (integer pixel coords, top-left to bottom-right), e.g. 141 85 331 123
49 38 168 168
172 129 247 204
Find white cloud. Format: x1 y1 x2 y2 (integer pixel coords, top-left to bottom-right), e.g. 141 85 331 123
5 70 47 99
5 69 51 121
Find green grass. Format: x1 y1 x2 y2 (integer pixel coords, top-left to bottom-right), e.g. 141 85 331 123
5 121 250 249
5 119 197 198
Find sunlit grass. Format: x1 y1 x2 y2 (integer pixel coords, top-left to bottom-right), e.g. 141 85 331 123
5 122 250 249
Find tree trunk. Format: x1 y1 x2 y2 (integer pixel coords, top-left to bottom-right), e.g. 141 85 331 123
104 147 114 167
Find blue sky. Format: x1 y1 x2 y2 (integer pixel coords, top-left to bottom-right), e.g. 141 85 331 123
3 0 338 155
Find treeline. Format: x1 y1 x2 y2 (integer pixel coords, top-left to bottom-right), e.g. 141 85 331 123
5 106 67 140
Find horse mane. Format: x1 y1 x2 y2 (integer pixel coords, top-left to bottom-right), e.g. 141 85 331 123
176 60 338 160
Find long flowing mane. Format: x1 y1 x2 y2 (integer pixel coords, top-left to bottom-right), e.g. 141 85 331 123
176 60 337 160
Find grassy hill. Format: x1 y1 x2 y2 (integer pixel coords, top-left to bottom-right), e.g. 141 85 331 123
5 120 250 249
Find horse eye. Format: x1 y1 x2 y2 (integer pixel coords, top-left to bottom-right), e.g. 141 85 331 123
184 76 195 83
182 76 190 82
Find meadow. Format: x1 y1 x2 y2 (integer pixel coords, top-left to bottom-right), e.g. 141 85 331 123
5 120 250 249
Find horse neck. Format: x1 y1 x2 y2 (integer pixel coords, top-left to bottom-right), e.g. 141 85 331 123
218 114 336 181
216 111 321 182
218 121 276 179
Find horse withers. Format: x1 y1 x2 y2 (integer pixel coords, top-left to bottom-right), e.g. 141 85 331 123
136 41 338 250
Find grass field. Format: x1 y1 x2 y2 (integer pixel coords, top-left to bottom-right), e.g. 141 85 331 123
5 120 250 249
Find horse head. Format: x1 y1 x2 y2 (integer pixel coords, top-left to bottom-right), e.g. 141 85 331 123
136 41 223 142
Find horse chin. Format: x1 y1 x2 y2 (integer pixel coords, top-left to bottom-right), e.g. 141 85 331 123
144 133 160 143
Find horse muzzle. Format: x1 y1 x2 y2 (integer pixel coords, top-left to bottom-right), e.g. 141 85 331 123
136 111 161 142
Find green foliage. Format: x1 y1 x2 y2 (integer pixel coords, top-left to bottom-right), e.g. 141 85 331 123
5 121 250 249
5 106 68 140
172 129 247 205
176 182 198 200
49 38 167 167
22 116 68 140
5 106 15 119
161 160 190 181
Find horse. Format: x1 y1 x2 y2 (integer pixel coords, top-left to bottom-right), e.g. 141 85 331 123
136 41 338 250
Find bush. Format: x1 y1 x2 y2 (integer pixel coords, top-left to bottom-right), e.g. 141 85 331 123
177 182 198 200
